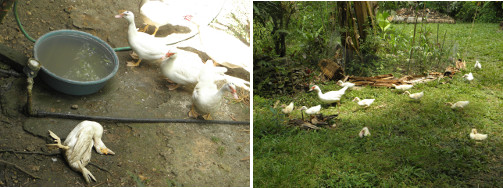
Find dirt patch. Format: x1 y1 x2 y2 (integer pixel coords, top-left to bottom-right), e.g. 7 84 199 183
0 0 250 186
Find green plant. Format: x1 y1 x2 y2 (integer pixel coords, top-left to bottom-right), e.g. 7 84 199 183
127 171 146 187
377 11 392 35
211 136 221 143
217 146 226 157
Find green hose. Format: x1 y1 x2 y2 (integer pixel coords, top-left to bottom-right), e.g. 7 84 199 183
13 0 36 43
13 0 131 51
113 46 132 52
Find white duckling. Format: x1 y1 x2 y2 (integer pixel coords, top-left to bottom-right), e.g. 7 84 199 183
337 80 355 88
300 105 321 121
448 101 469 109
115 11 173 66
352 97 375 108
404 91 424 100
160 50 250 91
190 60 239 120
309 85 349 104
184 15 251 73
474 61 482 69
392 84 413 90
470 129 487 141
281 102 294 114
46 121 114 184
300 105 321 115
463 72 474 81
359 127 371 138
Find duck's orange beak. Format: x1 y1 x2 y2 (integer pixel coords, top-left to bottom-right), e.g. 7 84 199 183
114 13 124 18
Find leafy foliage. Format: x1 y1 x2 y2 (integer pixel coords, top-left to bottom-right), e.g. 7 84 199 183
376 12 391 34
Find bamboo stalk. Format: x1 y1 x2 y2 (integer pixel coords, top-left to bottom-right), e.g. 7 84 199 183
408 16 418 74
366 1 376 35
436 24 439 45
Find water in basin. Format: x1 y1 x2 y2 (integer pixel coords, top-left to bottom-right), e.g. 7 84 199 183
37 37 115 82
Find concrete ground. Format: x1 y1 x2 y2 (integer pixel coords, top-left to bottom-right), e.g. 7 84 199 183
0 0 250 186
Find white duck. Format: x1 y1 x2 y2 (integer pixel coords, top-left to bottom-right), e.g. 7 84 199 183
463 72 474 81
140 0 192 36
470 129 487 141
403 91 424 100
300 105 321 115
115 11 172 66
281 102 294 114
404 91 424 100
160 50 250 91
392 84 413 90
359 127 371 138
474 61 482 69
448 101 469 109
190 61 238 120
46 121 114 184
184 15 251 73
352 97 375 108
337 80 355 88
309 85 349 104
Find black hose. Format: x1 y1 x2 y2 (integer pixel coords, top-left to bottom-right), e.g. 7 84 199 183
33 111 249 125
0 69 22 77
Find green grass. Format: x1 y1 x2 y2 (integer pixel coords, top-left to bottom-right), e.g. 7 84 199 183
253 23 503 187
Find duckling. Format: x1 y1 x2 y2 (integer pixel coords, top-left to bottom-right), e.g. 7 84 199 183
352 97 375 108
470 129 487 141
447 101 469 109
392 84 413 91
46 121 114 184
463 72 474 81
359 127 370 138
474 61 482 69
300 105 321 115
337 80 355 88
404 91 424 100
281 102 294 114
190 61 239 120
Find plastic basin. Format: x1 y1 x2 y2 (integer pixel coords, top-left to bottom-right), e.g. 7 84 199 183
34 30 119 95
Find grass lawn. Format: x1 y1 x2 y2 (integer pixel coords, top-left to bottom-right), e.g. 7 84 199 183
253 23 503 187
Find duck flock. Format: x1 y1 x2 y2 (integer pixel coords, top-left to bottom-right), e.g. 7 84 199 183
45 1 251 184
114 3 251 120
280 61 486 140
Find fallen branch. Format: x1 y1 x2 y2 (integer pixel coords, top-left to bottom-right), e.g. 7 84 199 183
0 150 59 156
0 159 40 179
93 181 107 187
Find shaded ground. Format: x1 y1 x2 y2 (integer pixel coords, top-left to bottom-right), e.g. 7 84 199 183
0 0 250 186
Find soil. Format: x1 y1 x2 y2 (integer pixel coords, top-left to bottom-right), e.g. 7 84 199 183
0 0 250 186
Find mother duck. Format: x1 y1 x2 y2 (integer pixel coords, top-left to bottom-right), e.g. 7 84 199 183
115 11 172 66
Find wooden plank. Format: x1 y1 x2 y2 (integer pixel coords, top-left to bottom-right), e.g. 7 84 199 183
0 43 28 72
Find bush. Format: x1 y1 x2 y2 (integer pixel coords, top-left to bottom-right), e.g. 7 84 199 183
454 1 503 23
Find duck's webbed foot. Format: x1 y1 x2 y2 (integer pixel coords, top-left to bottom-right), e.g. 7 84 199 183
202 113 213 120
46 130 69 150
80 163 97 184
188 104 199 119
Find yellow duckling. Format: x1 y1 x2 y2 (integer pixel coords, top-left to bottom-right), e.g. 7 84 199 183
281 102 294 114
47 121 115 183
469 129 487 141
359 127 371 138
